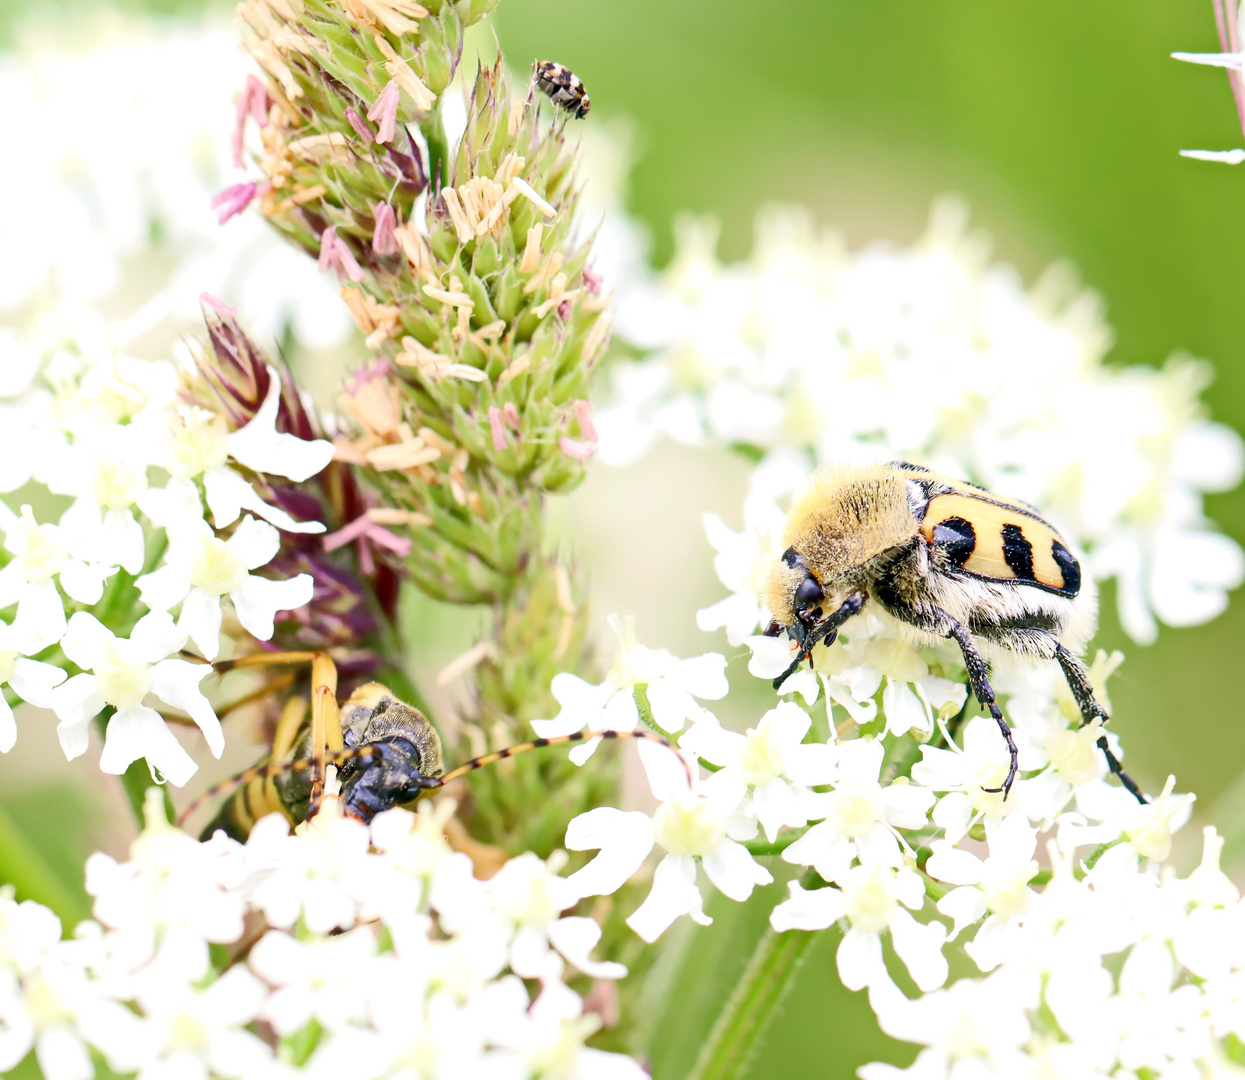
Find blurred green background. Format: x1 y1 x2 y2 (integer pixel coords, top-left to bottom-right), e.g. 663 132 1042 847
1 1 1243 1077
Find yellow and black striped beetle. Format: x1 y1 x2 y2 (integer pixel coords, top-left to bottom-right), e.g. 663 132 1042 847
181 650 679 840
763 461 1145 803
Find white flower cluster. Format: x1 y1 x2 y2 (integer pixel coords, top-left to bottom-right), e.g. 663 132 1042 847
0 21 350 349
538 619 1245 1076
574 193 1245 1077
0 790 644 1080
0 305 333 783
600 201 1244 643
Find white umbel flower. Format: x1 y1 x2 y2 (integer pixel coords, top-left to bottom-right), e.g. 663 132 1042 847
136 509 313 661
49 611 220 784
0 504 113 654
780 738 935 884
532 614 727 764
563 789 773 943
770 860 949 993
681 702 835 842
163 368 333 535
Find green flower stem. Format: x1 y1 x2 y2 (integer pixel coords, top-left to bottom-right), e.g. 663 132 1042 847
919 867 949 902
632 686 721 771
686 868 823 1080
743 826 809 857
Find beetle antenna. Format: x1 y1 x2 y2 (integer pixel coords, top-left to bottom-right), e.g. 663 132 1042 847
180 728 691 829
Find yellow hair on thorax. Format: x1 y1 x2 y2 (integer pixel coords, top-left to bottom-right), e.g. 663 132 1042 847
783 463 917 570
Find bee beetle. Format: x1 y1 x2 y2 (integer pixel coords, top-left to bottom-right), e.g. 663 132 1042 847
532 60 590 119
763 461 1145 802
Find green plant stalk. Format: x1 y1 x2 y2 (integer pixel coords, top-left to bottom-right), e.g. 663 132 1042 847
686 872 823 1080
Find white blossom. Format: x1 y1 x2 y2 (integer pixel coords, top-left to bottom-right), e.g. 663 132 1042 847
49 611 220 785
681 701 835 842
780 737 935 884
0 504 113 654
770 861 949 993
563 787 773 943
532 614 727 763
163 370 333 535
136 510 313 661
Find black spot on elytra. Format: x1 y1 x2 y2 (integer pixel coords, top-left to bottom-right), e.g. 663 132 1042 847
932 516 976 567
1001 524 1035 580
1051 540 1081 595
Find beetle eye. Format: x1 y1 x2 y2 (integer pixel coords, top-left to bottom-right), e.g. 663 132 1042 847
795 575 823 608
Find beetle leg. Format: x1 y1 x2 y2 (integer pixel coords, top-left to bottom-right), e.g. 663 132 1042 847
938 610 1018 800
772 592 866 692
1054 643 1147 804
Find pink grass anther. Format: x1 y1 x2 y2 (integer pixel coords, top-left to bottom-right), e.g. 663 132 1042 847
1214 0 1245 135
344 107 374 142
503 403 521 431
373 202 399 255
582 267 603 296
318 226 366 283
212 182 257 225
366 81 400 145
488 406 508 450
323 513 412 580
559 437 595 461
232 75 270 168
572 400 599 444
199 292 238 319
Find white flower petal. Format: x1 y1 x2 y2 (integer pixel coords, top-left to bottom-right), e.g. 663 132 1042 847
644 678 695 734
52 674 103 759
546 916 627 979
137 477 204 535
563 807 655 898
129 610 188 662
770 879 846 932
882 679 932 739
888 908 948 992
102 509 146 575
13 580 68 653
230 573 313 642
782 822 856 884
150 659 222 757
626 853 705 942
936 885 988 940
135 563 192 613
60 611 116 670
9 657 67 708
204 466 325 533
925 842 985 886
58 558 112 605
226 368 335 481
179 587 223 660
837 926 886 991
701 838 772 901
672 652 728 699
99 705 198 786
226 514 281 571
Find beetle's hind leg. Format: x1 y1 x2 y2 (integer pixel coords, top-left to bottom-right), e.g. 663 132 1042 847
1054 644 1147 804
